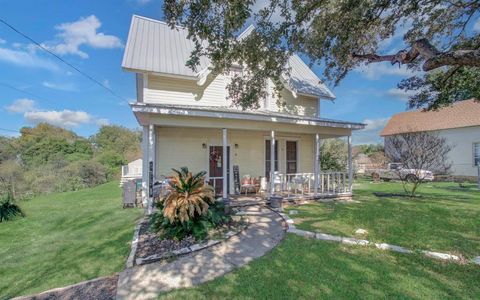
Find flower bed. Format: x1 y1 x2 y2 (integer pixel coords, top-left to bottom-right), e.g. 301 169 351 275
134 215 248 266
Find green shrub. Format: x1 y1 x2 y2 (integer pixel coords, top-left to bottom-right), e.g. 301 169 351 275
151 200 230 241
150 167 230 240
0 193 24 223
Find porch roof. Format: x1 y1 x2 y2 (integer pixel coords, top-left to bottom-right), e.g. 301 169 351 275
131 102 365 130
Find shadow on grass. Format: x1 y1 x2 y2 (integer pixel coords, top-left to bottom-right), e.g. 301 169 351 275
286 185 480 257
373 192 420 198
159 235 480 299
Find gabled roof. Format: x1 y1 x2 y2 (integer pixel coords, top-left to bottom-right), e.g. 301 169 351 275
122 15 209 77
380 99 480 136
122 15 335 99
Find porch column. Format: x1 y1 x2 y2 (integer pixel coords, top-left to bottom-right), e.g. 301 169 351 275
141 126 149 210
270 130 276 197
314 134 320 197
347 135 353 193
147 124 155 215
222 128 229 205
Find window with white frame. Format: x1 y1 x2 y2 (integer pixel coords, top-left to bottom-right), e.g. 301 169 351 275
474 142 480 166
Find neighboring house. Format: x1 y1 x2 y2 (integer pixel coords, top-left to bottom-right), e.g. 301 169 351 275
120 158 143 186
354 153 372 174
381 99 480 178
122 15 365 208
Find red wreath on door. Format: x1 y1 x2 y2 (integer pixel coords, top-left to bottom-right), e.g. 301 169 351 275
209 150 221 164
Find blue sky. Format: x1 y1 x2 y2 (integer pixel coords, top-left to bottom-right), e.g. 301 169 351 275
1 0 466 144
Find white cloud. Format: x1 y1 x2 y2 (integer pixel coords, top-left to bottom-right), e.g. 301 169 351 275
353 117 390 145
0 38 6 44
5 98 37 113
5 99 108 128
42 81 77 91
473 17 480 32
96 118 110 126
24 110 93 127
355 62 416 80
363 118 389 131
386 88 416 102
44 15 123 59
102 79 110 88
0 47 59 71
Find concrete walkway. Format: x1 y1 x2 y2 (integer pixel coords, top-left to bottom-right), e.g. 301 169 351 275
116 206 285 300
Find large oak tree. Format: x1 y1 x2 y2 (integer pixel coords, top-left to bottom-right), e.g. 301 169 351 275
163 0 480 110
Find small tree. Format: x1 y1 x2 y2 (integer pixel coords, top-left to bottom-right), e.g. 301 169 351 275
385 132 452 196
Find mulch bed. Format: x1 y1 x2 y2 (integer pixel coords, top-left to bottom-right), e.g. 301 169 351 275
135 217 246 260
15 275 118 300
135 220 196 259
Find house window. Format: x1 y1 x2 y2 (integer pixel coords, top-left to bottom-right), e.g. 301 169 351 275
227 67 243 78
286 141 297 174
265 139 278 178
474 142 480 166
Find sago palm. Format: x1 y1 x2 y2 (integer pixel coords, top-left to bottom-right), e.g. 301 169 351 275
162 167 215 223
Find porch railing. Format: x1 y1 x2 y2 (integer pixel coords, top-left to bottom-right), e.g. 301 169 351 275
271 172 350 198
204 171 350 199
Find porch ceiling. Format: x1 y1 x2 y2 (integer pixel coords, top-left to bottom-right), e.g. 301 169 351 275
131 103 365 136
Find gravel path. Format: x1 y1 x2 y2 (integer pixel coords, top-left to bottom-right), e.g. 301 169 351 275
116 206 285 300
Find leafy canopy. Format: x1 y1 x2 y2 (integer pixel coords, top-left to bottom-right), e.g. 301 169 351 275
164 0 480 110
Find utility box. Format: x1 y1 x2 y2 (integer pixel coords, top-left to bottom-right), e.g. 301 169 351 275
122 180 137 208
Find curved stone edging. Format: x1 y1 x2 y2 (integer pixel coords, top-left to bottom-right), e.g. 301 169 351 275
126 217 145 268
134 219 249 266
276 211 480 265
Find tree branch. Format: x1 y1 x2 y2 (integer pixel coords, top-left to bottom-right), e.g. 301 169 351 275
353 38 480 71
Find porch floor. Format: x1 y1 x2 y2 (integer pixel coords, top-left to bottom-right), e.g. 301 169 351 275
229 192 352 207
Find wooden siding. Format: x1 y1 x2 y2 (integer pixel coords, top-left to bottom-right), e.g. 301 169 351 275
146 75 227 106
145 74 319 117
155 127 315 186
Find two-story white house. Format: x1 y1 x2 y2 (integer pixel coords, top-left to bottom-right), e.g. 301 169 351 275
122 15 364 210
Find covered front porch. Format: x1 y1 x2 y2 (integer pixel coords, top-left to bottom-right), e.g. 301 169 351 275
132 103 364 212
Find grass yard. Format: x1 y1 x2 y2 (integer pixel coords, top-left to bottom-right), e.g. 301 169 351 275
0 182 143 299
161 234 480 299
285 180 480 258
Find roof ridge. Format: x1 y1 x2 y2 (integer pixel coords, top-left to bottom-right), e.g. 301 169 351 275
132 14 187 30
381 98 480 136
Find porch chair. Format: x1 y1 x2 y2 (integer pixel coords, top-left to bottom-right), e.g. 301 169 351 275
240 175 255 195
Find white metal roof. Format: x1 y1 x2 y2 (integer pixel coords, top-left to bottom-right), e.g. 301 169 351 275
122 15 209 77
286 55 335 99
122 15 335 99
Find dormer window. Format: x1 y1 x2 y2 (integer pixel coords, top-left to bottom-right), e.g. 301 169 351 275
227 66 243 78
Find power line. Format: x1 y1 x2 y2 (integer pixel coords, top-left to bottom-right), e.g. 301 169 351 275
0 18 127 102
0 82 50 102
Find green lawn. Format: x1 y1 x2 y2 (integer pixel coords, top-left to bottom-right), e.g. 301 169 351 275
285 180 480 258
161 234 480 299
0 182 143 299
